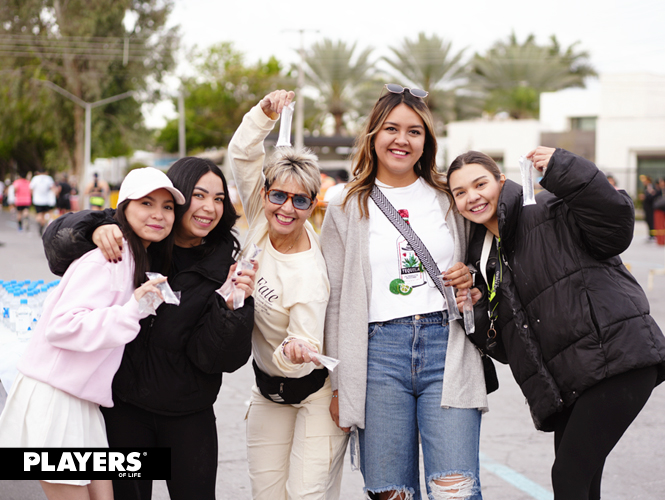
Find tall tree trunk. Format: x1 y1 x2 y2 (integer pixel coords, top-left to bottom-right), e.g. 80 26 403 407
55 0 86 189
334 113 344 136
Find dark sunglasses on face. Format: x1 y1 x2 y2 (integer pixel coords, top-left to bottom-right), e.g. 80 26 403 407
266 189 314 210
383 83 429 99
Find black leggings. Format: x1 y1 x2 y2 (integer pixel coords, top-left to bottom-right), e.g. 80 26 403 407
551 365 658 500
101 399 218 500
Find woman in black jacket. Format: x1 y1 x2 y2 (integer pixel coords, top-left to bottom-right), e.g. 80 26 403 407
447 147 665 500
42 158 256 500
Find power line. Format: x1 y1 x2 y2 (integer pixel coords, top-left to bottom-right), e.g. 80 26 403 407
0 34 174 62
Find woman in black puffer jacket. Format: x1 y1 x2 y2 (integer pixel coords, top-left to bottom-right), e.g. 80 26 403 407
447 147 665 500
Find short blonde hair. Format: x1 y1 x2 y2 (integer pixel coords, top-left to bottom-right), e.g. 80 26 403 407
264 147 321 198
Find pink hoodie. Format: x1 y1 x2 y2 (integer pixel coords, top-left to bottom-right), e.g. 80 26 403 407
18 242 150 407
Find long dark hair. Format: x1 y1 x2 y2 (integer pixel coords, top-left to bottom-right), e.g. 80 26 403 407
114 199 175 288
167 157 240 257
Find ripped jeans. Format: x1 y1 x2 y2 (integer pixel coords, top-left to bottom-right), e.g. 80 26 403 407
360 312 482 500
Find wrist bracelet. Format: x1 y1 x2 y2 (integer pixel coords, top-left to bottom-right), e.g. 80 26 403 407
280 337 294 352
332 394 338 398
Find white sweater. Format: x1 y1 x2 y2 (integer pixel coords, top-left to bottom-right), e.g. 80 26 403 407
228 104 330 379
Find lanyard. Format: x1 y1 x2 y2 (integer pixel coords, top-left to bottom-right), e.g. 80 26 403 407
479 229 502 321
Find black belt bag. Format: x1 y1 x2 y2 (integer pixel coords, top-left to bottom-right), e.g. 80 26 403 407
252 360 328 405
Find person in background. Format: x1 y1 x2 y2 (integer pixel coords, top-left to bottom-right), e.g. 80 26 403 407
321 84 483 500
639 174 658 241
603 172 620 190
0 167 185 500
30 168 56 236
85 172 110 210
229 89 348 500
41 158 257 500
12 174 31 232
448 148 665 500
54 173 73 215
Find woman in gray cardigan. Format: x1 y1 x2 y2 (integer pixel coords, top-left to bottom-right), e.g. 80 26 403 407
320 85 488 500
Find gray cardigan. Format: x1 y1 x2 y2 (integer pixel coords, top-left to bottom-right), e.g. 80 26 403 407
320 187 489 429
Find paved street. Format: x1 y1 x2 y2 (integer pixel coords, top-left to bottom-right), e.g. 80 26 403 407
1 207 664 499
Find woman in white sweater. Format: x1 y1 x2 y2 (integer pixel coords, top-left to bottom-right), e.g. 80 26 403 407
320 85 488 500
228 90 348 500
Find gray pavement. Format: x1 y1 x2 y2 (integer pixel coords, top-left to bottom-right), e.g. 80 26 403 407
1 207 664 499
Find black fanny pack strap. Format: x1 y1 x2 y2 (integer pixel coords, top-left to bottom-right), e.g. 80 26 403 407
369 185 446 297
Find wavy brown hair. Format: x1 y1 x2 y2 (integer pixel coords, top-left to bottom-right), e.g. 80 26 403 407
342 89 448 218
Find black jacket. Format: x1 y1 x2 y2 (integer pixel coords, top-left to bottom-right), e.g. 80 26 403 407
43 210 254 415
468 149 665 431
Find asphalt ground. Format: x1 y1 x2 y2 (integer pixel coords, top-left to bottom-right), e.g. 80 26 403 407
0 207 664 499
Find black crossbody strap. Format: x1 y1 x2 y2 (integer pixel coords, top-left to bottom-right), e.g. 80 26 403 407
369 185 446 297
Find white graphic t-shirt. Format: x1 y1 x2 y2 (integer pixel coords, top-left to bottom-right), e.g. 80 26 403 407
368 178 454 323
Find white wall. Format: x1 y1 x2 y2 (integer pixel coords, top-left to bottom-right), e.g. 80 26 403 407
445 73 665 196
596 73 665 195
600 73 665 119
445 119 542 181
540 82 601 132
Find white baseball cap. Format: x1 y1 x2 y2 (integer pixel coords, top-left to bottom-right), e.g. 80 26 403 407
118 167 186 205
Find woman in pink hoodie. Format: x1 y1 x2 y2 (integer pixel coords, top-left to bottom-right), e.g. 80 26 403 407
0 168 188 500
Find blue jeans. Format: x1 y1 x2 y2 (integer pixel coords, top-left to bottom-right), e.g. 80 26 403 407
359 311 482 500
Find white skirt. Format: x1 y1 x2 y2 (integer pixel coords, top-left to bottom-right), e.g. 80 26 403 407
0 373 108 485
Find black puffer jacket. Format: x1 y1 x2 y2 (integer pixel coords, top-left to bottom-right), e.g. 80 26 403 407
43 210 254 415
468 149 665 431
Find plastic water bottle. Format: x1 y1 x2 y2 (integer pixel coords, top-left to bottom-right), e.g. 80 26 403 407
1 288 11 328
16 298 33 339
8 292 20 331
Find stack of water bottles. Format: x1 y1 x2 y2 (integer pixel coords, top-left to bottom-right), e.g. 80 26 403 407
0 279 61 341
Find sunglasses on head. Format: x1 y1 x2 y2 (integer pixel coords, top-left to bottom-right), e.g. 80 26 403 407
265 188 314 210
383 83 429 99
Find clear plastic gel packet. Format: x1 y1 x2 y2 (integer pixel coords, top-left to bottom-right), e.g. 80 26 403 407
519 155 537 206
463 292 475 334
437 276 462 321
217 244 262 310
281 343 341 372
309 351 340 372
349 426 360 471
275 101 296 147
138 272 181 315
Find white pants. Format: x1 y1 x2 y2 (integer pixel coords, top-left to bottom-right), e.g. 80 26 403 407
246 378 349 500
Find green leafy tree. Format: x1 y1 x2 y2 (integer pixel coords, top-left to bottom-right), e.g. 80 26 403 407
0 0 178 179
0 67 71 176
472 33 597 119
303 39 375 136
156 42 289 153
383 32 481 131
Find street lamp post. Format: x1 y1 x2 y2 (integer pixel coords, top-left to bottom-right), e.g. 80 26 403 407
32 78 135 194
284 29 318 151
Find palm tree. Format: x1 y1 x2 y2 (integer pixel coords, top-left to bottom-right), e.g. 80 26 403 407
472 33 597 119
383 32 480 132
303 39 375 135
